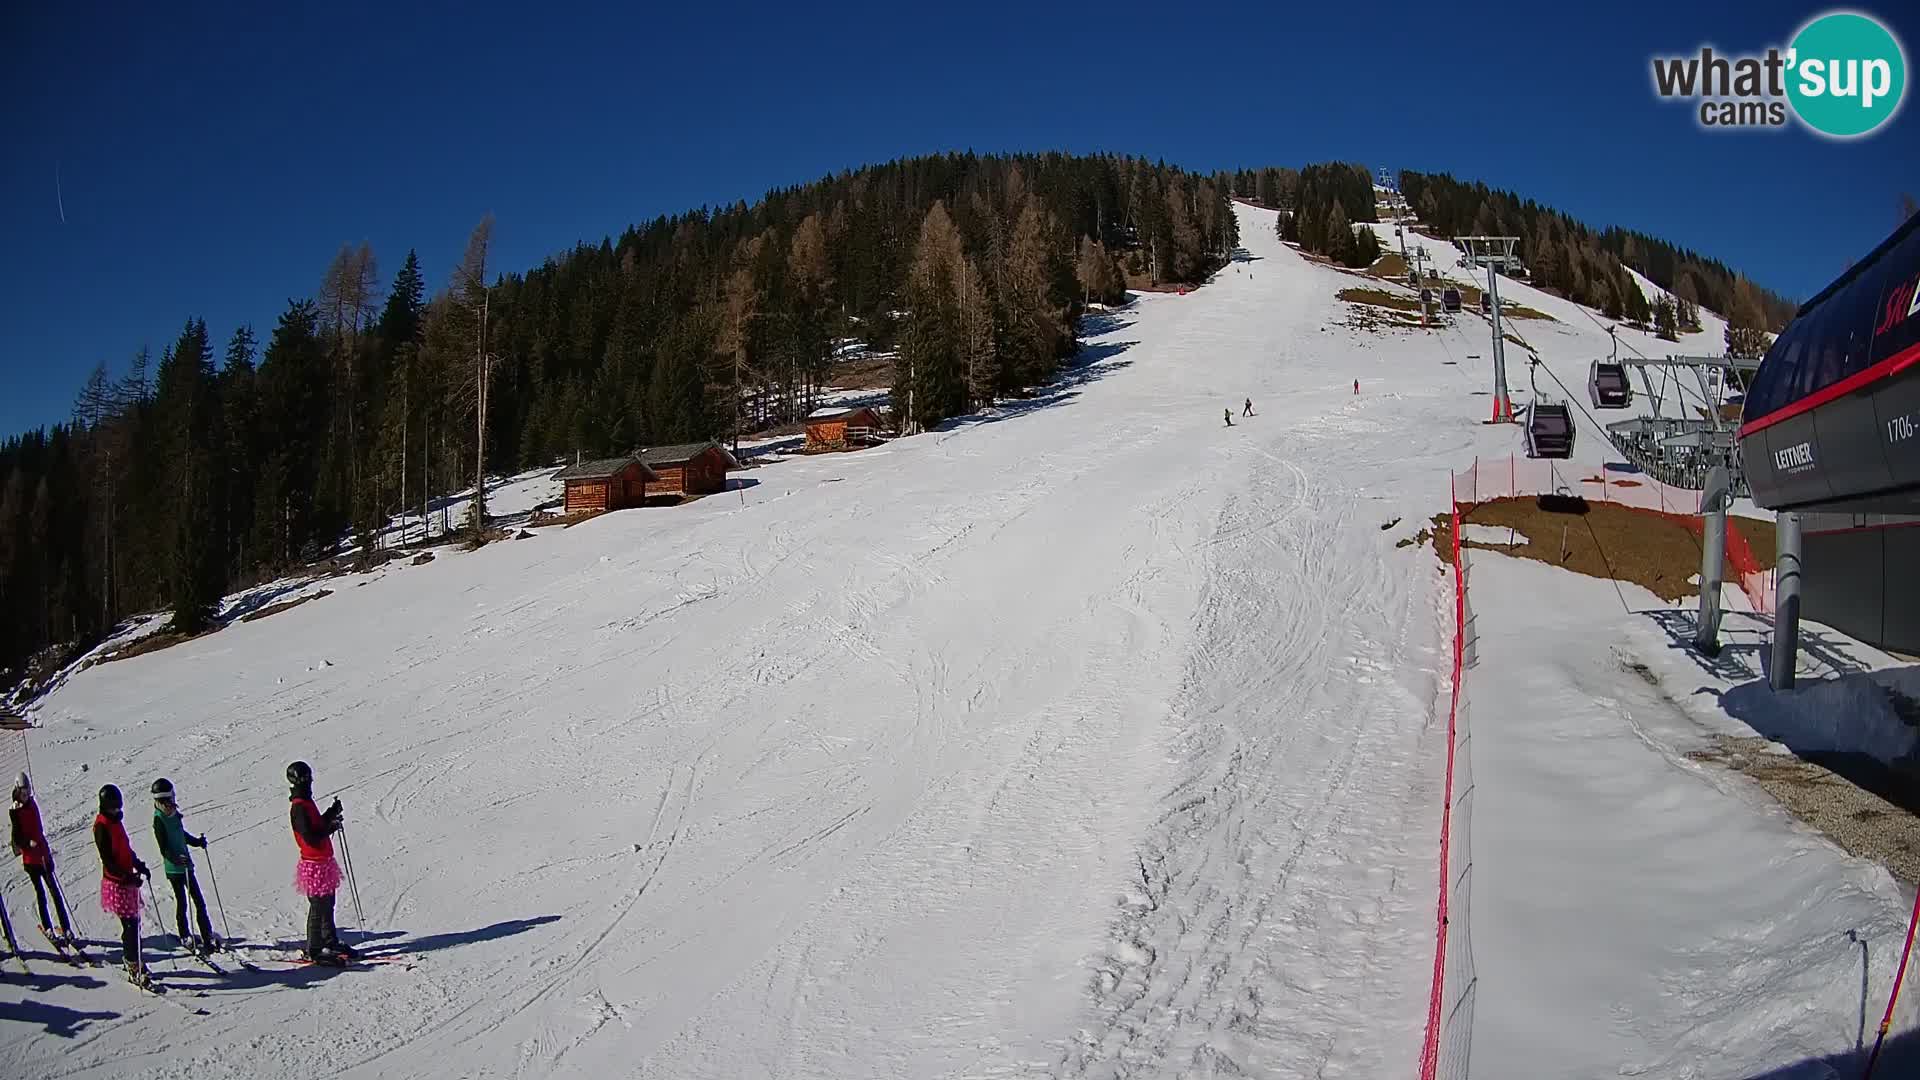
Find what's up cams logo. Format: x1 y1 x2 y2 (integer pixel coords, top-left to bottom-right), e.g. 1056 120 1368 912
1651 10 1907 137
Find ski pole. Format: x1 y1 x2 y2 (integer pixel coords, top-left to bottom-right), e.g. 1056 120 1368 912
202 843 233 944
142 876 172 972
337 823 365 927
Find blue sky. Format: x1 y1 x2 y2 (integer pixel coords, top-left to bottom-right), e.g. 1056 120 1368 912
3 1 1916 436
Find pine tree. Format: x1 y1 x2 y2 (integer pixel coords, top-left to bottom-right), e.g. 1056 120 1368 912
1325 200 1352 264
1653 296 1678 340
1725 276 1772 359
153 320 226 633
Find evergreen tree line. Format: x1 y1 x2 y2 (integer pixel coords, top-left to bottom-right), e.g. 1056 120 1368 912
1398 170 1791 354
0 152 1235 689
1234 162 1385 269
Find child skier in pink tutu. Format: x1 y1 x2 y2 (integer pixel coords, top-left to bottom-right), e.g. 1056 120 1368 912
92 784 152 984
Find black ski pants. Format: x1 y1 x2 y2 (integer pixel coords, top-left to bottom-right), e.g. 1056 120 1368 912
168 869 213 944
26 864 72 935
306 893 339 957
119 915 138 965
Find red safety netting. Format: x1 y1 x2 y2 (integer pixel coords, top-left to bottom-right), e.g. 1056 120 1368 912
1448 455 1774 615
1418 481 1478 1079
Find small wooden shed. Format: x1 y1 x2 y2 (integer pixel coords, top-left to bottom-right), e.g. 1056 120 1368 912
552 456 656 514
639 442 740 497
804 406 885 451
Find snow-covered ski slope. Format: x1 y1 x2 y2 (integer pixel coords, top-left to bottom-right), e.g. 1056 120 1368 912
1 202 1906 1079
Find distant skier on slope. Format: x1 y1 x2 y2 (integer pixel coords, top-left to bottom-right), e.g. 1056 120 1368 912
93 784 152 984
10 773 73 945
1243 398 1254 417
151 778 216 953
1224 408 1234 428
287 761 350 964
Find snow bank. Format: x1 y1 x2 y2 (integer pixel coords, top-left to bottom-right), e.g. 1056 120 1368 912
1722 668 1920 769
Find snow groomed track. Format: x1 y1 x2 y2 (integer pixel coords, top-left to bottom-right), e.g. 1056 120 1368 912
14 201 1905 1079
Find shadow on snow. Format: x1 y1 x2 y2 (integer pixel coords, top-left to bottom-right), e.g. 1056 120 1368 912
0 994 117 1038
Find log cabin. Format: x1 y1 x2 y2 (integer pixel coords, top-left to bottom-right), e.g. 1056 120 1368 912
638 442 741 497
803 405 885 451
552 456 656 514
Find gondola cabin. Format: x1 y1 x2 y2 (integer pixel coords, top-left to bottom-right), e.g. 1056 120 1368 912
804 405 884 451
1524 402 1576 459
1480 292 1492 315
639 441 741 498
1588 360 1633 409
552 456 656 514
1442 287 1462 313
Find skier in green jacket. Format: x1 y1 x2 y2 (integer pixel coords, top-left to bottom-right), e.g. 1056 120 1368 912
150 779 216 953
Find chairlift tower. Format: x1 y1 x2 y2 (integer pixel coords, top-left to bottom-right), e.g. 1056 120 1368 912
1603 352 1760 494
1457 235 1520 421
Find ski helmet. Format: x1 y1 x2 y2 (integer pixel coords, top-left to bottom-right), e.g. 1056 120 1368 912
10 772 26 802
99 784 122 813
287 760 313 787
152 777 175 801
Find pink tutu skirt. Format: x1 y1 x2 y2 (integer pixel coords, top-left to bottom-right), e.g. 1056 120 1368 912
100 877 142 919
295 856 342 898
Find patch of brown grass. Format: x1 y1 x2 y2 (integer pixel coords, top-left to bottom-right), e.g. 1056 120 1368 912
238 590 332 624
1370 252 1408 279
1338 287 1421 313
1428 496 1773 603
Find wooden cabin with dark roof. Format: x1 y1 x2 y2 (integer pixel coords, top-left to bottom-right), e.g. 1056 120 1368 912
638 442 741 497
804 405 885 451
552 455 656 514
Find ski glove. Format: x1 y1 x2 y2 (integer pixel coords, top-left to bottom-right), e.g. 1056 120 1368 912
323 799 344 829
190 834 208 849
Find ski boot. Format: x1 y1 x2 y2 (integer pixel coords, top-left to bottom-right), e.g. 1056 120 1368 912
126 960 153 989
302 947 348 967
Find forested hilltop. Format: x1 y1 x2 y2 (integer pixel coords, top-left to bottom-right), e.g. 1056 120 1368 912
0 153 1238 688
1397 170 1796 351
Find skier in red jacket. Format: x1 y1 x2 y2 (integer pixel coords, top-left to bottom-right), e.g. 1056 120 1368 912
10 773 74 945
93 784 152 983
287 761 350 964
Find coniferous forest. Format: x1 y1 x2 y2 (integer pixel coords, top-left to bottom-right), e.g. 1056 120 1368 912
0 153 1239 689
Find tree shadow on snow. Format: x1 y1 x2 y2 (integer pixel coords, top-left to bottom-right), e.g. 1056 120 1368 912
1076 310 1137 339
0 996 118 1038
1744 1024 1920 1078
927 352 1138 439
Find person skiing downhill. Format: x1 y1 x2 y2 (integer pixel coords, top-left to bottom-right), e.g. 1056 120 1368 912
151 779 216 953
287 761 350 964
1242 398 1254 417
1224 408 1234 428
92 784 152 984
10 773 73 945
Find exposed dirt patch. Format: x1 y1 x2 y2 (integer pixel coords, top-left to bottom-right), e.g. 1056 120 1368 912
238 590 332 624
1689 735 1920 885
828 352 895 391
1424 497 1774 603
1369 252 1409 279
1337 287 1421 313
96 628 220 666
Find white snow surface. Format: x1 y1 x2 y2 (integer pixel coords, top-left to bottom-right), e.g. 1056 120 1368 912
1464 553 1920 1078
2 203 1911 1079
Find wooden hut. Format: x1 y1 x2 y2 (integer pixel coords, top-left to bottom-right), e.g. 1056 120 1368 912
804 406 885 451
639 442 740 497
552 456 656 514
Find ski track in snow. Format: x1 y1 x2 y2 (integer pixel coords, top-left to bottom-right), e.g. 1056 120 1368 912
4 203 1896 1079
